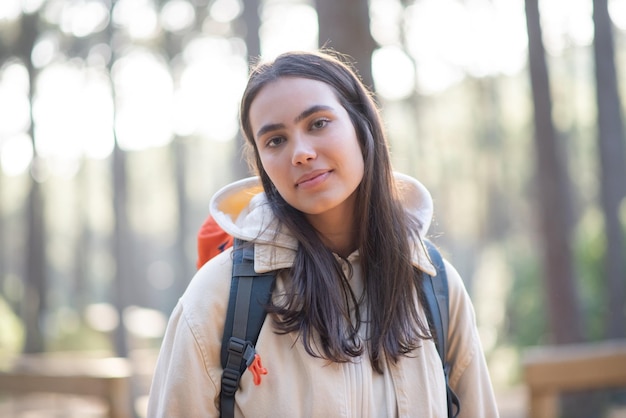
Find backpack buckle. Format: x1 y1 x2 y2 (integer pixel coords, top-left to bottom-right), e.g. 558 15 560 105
227 337 247 357
221 337 258 396
221 368 239 396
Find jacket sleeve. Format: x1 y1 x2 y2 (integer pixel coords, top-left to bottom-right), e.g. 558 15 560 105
443 260 500 418
146 301 220 417
147 250 234 418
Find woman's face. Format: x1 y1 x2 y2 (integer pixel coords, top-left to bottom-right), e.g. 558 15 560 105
249 77 365 225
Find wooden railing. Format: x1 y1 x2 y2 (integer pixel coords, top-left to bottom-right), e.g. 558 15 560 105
523 339 626 418
0 355 133 418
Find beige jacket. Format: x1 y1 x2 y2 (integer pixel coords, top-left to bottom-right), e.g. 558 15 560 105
147 174 499 418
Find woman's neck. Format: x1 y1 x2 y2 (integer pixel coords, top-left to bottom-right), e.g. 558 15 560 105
318 227 357 258
305 199 358 258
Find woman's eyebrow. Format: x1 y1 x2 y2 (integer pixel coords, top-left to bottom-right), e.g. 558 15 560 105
256 123 284 139
256 105 334 139
294 105 333 123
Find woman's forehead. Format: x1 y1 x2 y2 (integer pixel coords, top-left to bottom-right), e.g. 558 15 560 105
249 77 342 126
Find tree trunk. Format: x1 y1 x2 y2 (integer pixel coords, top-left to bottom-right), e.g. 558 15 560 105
18 11 47 354
111 143 130 357
241 0 261 64
162 24 194 297
315 0 376 90
0 174 4 301
107 0 130 357
173 138 192 293
592 0 626 339
524 0 584 345
235 0 263 179
23 178 46 353
74 163 90 317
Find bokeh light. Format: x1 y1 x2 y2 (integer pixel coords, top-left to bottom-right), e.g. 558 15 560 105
112 48 174 150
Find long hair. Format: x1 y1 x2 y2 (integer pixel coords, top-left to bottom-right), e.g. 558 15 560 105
239 50 431 372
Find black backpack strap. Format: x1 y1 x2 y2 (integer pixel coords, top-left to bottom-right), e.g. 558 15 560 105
422 240 461 418
219 239 275 418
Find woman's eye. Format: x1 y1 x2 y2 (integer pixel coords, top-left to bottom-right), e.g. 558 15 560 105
311 118 329 130
266 136 285 148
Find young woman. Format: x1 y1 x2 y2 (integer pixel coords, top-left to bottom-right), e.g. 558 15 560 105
148 50 499 417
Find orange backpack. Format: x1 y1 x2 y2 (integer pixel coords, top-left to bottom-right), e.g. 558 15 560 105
196 215 234 269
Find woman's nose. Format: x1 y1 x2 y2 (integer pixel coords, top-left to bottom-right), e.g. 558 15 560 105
291 135 317 165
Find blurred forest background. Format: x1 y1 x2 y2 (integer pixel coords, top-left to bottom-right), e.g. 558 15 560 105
1 0 625 416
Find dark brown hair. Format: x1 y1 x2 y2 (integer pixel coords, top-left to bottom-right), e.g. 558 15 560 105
239 50 431 372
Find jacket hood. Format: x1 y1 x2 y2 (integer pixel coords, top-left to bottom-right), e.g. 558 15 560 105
209 173 437 275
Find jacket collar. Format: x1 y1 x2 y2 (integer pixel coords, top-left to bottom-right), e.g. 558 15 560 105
210 174 437 276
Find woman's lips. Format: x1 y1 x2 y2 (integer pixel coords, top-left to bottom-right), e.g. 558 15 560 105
296 170 331 188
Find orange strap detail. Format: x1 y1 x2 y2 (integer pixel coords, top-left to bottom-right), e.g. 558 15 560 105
248 354 268 386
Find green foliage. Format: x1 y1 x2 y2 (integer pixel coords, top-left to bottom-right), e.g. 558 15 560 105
0 296 24 361
502 207 620 348
574 208 614 341
503 243 549 348
47 322 113 353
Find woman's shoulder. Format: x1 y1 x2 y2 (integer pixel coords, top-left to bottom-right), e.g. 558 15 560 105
441 258 467 299
440 257 476 328
441 257 485 381
180 248 235 323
